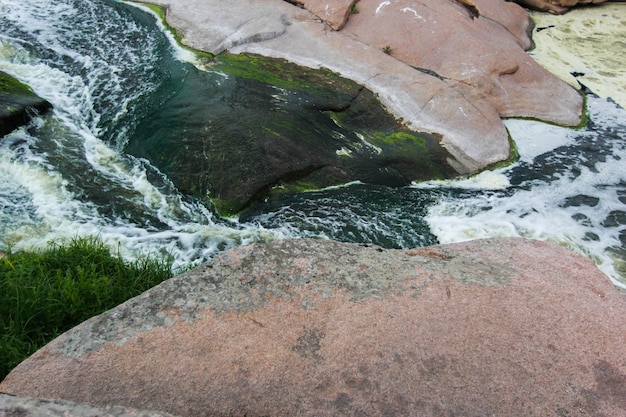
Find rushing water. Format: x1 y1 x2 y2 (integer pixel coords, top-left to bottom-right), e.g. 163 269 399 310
1 0 625 288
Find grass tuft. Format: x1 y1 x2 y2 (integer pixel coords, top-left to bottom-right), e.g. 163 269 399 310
0 237 173 380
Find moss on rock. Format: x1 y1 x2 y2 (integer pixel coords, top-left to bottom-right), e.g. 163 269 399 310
0 71 52 137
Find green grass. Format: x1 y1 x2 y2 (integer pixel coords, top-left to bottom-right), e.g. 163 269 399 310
0 237 173 380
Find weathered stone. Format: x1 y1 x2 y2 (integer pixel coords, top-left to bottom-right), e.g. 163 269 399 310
2 238 625 417
0 393 181 417
343 0 582 125
0 71 51 137
286 0 356 30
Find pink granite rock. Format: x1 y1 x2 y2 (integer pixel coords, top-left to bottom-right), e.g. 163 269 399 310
2 238 625 417
0 393 181 417
343 0 583 125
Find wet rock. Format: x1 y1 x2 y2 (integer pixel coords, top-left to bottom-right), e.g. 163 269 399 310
0 71 51 137
125 55 457 215
2 238 625 417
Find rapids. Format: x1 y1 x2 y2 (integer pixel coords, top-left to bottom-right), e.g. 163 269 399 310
1 0 624 288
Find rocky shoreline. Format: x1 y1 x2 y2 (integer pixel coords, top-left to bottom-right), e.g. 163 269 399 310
135 0 584 176
2 2 625 416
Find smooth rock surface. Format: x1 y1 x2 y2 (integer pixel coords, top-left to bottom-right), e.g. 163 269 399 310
0 393 181 417
2 238 625 417
343 0 583 123
135 0 583 174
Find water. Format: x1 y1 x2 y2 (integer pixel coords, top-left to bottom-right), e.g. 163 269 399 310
1 0 624 288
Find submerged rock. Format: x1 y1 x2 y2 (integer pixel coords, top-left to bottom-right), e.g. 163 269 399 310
2 238 625 417
123 0 590 215
125 55 457 215
0 71 51 137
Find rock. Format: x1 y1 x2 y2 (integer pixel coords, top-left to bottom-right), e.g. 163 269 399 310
0 393 181 417
286 0 356 30
124 55 458 215
135 0 583 176
2 238 625 417
0 71 51 137
342 0 582 125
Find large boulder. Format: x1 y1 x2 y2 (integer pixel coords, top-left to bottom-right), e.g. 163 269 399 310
2 238 625 417
343 0 582 124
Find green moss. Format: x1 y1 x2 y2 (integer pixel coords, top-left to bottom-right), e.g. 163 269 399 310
262 126 282 137
0 71 34 96
210 196 249 218
367 131 429 155
132 2 213 61
213 53 356 95
489 132 519 170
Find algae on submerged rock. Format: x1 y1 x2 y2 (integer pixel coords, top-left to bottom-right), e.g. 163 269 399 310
125 53 457 216
0 71 52 137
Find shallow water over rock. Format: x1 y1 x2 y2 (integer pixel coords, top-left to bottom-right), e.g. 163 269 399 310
125 54 455 215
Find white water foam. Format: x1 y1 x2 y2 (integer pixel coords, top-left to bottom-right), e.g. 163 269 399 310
120 0 200 65
422 96 626 288
0 0 285 271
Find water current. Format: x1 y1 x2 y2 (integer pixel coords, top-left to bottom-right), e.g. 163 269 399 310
1 0 624 288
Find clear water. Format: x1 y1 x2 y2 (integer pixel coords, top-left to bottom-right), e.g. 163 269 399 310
1 0 624 288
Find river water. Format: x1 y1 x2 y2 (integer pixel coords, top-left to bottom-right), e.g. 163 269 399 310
1 0 624 288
